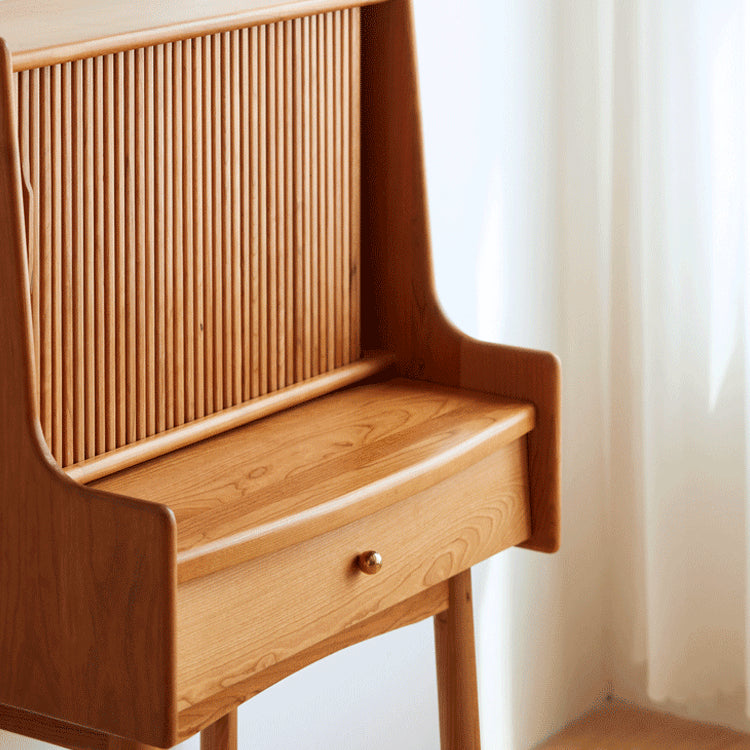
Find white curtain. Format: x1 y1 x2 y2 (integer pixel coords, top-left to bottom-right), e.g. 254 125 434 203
606 0 750 728
418 0 750 743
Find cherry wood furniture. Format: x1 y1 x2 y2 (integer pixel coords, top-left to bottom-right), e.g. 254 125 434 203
0 1 560 748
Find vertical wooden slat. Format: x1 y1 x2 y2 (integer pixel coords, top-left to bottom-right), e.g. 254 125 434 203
341 10 351 366
182 41 196 424
211 34 223 412
302 16 312 380
220 32 232 407
350 8 361 361
124 50 137 446
62 62 75 464
266 24 279 391
325 14 335 372
94 57 106 455
39 66 52 449
252 27 263 398
114 52 127 448
284 20 295 385
202 35 215 416
193 37 206 419
293 18 305 383
145 46 157 436
231 30 243 406
258 25 268 396
18 12 360 466
83 57 96 457
135 48 147 441
333 11 343 369
72 59 83 461
209 34 224 411
154 44 167 431
173 41 185 427
219 32 236 407
316 14 326 376
241 28 253 402
29 69 42 438
104 54 117 453
275 22 286 390
51 64 63 460
309 15 320 378
278 20 288 388
164 43 175 429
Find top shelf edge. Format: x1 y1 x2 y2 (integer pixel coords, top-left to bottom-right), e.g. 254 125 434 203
7 0 387 72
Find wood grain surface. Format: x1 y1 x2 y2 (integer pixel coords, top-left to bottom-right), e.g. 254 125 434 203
0 704 113 750
0 40 177 748
4 0 386 72
176 582 449 739
434 570 481 750
92 378 535 582
66 353 392 484
15 11 361 471
199 711 237 750
0 583 450 746
175 443 531 718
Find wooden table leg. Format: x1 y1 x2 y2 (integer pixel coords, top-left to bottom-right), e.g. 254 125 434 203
200 709 238 750
434 569 481 750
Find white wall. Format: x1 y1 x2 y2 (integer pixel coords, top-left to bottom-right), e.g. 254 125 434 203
0 2 611 749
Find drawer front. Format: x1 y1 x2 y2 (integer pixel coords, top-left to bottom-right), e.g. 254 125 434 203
176 437 531 713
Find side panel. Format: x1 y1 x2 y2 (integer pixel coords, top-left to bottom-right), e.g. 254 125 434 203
0 41 177 748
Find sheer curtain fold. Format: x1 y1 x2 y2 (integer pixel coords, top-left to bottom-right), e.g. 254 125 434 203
420 0 750 742
608 0 750 722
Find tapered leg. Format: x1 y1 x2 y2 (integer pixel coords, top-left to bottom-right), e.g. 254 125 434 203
200 709 238 750
434 569 481 750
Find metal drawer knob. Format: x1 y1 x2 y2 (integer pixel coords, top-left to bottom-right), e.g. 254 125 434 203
357 550 383 575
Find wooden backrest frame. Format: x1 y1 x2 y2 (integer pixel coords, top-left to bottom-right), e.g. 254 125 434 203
14 11 370 477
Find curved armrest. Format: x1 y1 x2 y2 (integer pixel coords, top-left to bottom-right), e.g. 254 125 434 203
423 314 560 553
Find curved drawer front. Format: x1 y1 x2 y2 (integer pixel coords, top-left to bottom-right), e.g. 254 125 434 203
175 437 531 717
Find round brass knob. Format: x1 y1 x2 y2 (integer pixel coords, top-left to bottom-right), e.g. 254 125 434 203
357 550 383 575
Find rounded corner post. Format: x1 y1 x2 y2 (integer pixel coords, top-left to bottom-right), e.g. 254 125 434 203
0 32 45 465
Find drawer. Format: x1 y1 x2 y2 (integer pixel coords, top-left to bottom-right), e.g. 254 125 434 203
175 437 531 719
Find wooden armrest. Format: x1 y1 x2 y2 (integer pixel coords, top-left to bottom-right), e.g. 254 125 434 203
422 319 561 553
91 377 535 582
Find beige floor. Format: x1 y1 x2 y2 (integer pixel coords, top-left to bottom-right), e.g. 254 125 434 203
534 700 750 749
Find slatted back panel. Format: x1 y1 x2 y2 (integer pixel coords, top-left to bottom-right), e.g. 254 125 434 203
15 9 360 468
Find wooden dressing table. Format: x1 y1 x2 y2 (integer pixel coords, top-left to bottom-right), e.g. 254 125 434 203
0 1 560 748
